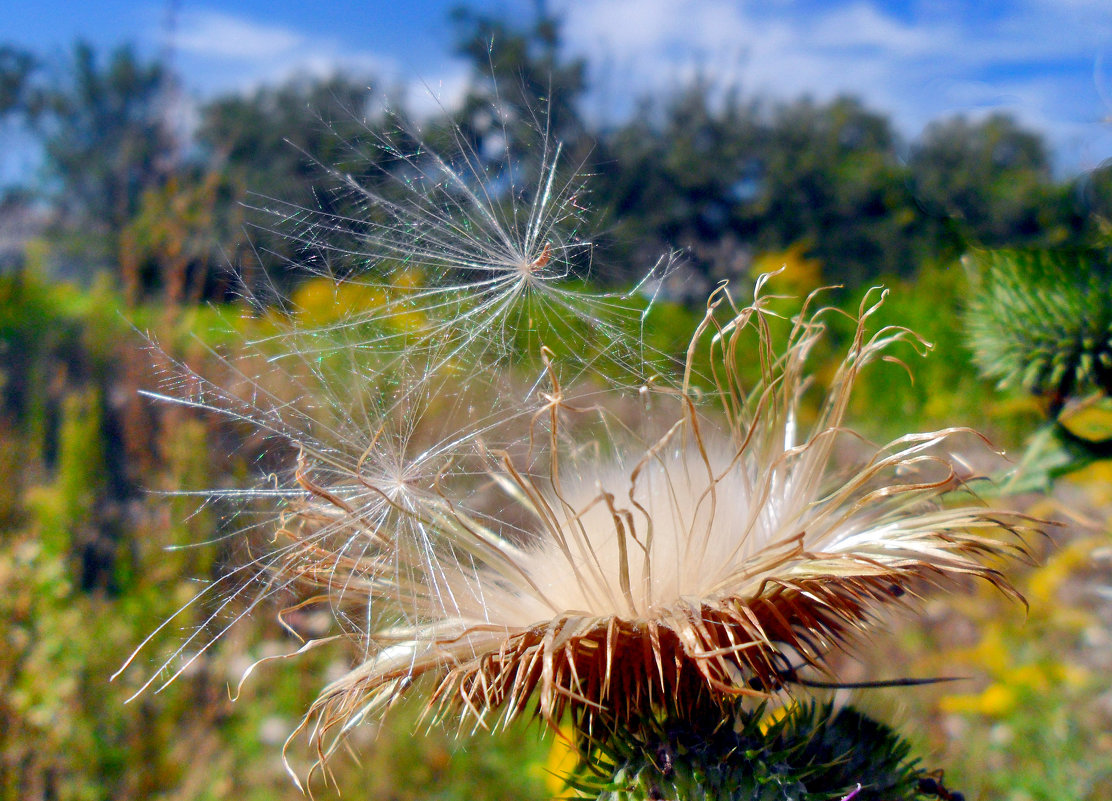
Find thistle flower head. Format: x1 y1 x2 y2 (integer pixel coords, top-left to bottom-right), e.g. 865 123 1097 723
121 119 1038 786
259 280 1034 772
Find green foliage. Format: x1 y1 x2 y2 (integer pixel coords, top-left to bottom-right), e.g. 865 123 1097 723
38 43 173 272
26 386 105 558
751 97 919 286
343 696 550 801
837 262 1026 442
569 703 931 801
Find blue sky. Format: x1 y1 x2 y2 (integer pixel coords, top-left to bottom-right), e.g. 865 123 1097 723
2 0 1111 174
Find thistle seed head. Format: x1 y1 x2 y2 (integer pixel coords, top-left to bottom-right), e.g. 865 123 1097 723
120 117 1040 784
277 281 1035 769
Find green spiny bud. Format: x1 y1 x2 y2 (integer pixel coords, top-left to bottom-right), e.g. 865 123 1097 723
964 248 1112 400
566 702 938 801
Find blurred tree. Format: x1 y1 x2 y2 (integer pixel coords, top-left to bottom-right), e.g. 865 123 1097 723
119 170 239 305
0 14 1092 295
451 4 589 148
751 96 922 284
909 113 1076 250
34 43 175 273
0 45 39 117
591 82 761 283
196 74 383 299
198 74 378 194
0 46 45 225
1072 161 1112 245
593 91 923 287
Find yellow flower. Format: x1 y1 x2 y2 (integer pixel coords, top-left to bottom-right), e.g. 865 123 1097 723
941 683 1017 717
544 721 580 797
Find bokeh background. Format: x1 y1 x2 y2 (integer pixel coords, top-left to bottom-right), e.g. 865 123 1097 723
2 1 1112 799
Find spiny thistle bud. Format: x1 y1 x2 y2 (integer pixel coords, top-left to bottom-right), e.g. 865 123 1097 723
118 110 1040 794
569 702 933 801
964 247 1112 402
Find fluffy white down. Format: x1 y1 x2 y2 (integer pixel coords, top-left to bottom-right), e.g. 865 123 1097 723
497 443 797 625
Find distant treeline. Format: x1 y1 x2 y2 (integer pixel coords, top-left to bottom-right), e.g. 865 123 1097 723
2 8 1110 300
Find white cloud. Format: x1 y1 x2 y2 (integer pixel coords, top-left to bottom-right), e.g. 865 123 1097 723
170 8 468 118
174 8 392 91
177 9 305 59
560 0 1112 172
809 2 941 56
